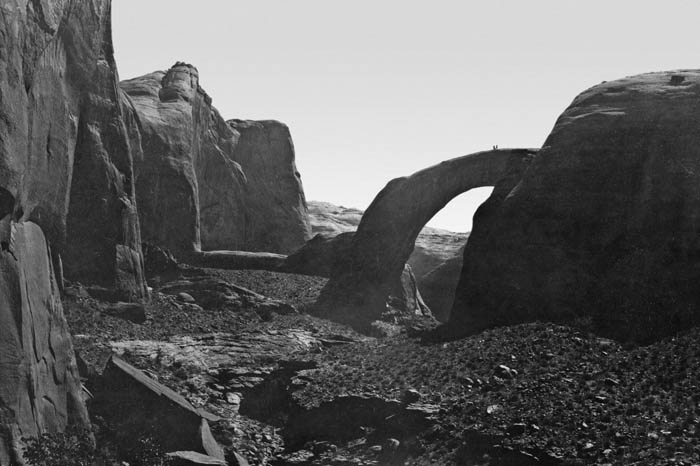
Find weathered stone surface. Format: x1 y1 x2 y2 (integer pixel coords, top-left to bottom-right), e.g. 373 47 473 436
166 451 227 466
418 249 464 322
282 232 354 278
158 277 296 316
191 250 286 272
0 222 88 464
316 149 535 332
228 120 311 253
451 71 700 343
121 64 246 255
92 356 222 456
307 201 469 279
122 66 311 257
0 0 147 299
283 233 432 329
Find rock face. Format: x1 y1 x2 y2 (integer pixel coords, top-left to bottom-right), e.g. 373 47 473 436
0 222 88 464
283 232 432 330
0 0 151 461
0 0 147 299
451 71 700 343
228 120 311 253
121 64 247 254
306 201 469 321
418 248 465 322
307 201 468 280
316 149 535 331
121 67 311 257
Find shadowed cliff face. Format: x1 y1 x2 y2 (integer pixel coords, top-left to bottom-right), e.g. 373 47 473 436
121 66 311 257
315 149 535 332
0 0 150 461
451 70 700 343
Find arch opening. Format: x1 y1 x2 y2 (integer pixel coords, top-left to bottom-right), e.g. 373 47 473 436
413 187 494 322
315 148 537 332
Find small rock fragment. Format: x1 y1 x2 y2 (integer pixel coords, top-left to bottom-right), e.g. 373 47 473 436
178 292 196 303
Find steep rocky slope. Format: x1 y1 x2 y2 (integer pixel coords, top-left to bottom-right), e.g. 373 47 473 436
121 67 311 256
452 70 700 343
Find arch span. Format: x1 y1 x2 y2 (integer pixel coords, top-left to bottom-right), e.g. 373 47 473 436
315 148 537 331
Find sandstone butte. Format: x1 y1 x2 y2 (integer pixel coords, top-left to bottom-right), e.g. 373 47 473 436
121 65 311 257
451 70 700 343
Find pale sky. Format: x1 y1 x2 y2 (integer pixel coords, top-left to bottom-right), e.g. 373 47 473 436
113 1 700 232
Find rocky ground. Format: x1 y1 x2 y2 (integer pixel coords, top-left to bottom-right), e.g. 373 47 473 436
64 266 700 466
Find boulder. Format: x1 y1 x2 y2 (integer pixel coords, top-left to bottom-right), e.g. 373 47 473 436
451 70 700 343
166 451 227 466
92 356 224 458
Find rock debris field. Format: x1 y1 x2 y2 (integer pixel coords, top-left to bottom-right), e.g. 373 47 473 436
66 267 700 466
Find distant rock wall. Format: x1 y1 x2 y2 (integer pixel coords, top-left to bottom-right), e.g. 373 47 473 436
122 67 311 257
121 64 247 254
451 70 700 343
228 120 311 253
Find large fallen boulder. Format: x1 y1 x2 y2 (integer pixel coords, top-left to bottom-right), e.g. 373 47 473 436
92 356 225 460
451 70 700 343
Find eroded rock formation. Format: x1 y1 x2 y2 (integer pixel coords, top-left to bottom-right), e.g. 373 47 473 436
315 149 535 331
0 222 88 464
121 66 311 258
450 71 700 343
0 0 150 461
228 120 311 253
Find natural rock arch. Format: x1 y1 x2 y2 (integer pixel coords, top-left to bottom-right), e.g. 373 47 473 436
315 148 536 331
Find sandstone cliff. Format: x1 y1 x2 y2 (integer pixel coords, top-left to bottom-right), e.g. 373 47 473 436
451 70 700 343
0 0 149 461
121 66 311 257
